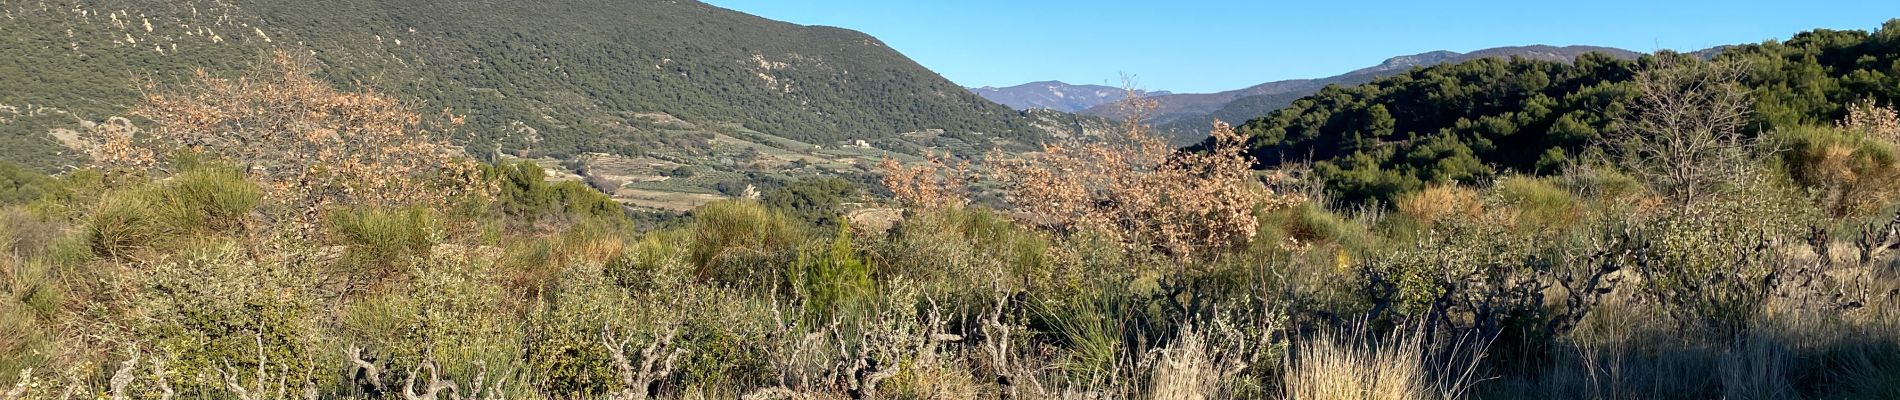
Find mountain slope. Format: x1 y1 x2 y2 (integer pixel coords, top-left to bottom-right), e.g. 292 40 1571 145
1216 22 1900 205
970 81 1169 112
0 0 1047 169
1159 46 1642 137
1069 45 1639 142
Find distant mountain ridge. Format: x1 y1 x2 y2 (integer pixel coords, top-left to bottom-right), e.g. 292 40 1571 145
1062 45 1643 143
970 81 1170 113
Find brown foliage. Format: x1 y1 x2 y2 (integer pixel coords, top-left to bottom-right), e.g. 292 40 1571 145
126 51 490 224
877 151 971 209
75 117 157 172
1813 102 1900 220
989 95 1297 262
1843 100 1900 143
1396 185 1483 228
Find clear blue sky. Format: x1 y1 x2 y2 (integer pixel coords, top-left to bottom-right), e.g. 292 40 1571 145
701 0 1900 93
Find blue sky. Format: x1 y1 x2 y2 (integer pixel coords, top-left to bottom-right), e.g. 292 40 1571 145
701 0 1900 93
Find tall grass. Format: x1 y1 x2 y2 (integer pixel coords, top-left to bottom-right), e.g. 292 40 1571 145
1283 326 1487 400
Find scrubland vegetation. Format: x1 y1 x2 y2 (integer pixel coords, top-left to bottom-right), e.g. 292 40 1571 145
8 26 1900 400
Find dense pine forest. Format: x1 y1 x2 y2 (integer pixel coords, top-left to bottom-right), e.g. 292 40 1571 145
6 5 1900 400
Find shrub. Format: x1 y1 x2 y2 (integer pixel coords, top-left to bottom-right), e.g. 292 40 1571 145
763 177 859 228
1260 202 1376 252
1396 185 1482 229
1492 176 1580 232
87 190 170 259
153 165 263 232
336 253 527 395
487 160 627 227
686 201 803 288
114 242 326 397
326 207 441 278
991 119 1294 263
84 165 262 258
0 161 53 205
790 227 876 320
882 206 1052 297
128 51 490 224
1781 121 1900 222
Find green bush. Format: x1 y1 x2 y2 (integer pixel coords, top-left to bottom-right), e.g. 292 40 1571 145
1494 176 1580 232
790 227 875 320
336 254 527 395
763 177 859 228
687 201 804 288
84 164 261 258
127 242 325 397
486 161 627 228
1259 202 1376 252
606 228 691 294
156 165 264 232
87 191 170 259
0 160 54 205
326 207 441 277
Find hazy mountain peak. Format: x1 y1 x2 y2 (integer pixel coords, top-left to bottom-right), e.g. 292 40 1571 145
971 81 1171 112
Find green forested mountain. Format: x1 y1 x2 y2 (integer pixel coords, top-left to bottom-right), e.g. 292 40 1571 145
1073 46 1639 144
1222 21 1900 205
0 0 1047 170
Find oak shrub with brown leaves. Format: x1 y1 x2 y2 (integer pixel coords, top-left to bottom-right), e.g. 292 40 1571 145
991 119 1294 263
103 51 490 228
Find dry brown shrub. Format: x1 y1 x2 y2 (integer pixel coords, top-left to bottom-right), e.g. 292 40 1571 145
1843 100 1900 143
878 151 971 209
126 51 491 226
988 95 1296 262
1396 185 1483 228
74 116 156 172
1813 101 1900 220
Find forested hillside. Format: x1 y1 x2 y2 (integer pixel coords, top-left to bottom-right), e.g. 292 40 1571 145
1078 46 1639 144
1224 22 1900 205
0 0 1047 170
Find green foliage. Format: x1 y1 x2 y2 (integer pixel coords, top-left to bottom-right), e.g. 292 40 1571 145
1229 21 1900 206
0 161 54 205
686 201 804 288
0 0 1049 169
1493 176 1581 232
127 242 325 397
337 254 527 393
790 227 876 320
85 164 261 258
762 177 859 228
881 206 1052 296
1259 202 1378 252
159 165 265 231
486 161 626 226
606 229 691 295
326 207 441 276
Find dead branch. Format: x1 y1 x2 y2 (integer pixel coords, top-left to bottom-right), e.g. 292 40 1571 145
603 325 687 400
